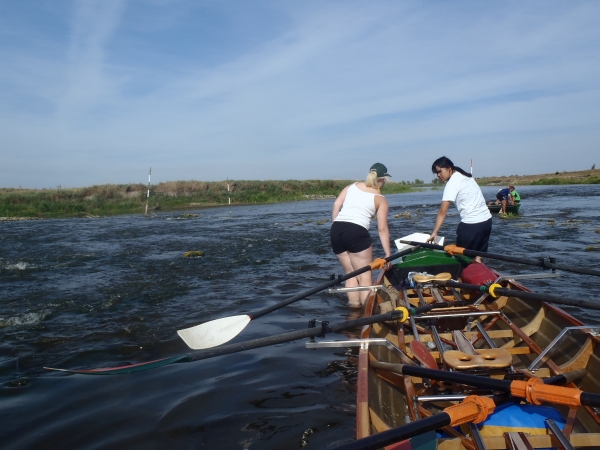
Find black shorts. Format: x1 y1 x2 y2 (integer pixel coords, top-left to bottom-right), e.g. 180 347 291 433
330 221 372 254
496 192 509 201
456 218 492 253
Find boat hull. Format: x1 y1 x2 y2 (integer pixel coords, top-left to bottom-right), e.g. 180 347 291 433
356 248 600 449
488 202 521 214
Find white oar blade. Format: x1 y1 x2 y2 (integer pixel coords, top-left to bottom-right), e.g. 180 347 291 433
177 315 251 350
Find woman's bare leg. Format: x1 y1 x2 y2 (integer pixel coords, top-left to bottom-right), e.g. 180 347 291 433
336 246 375 306
336 252 361 305
348 246 374 305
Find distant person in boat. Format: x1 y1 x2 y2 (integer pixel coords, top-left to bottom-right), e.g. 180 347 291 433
495 187 514 214
427 156 492 263
330 163 391 307
509 185 521 203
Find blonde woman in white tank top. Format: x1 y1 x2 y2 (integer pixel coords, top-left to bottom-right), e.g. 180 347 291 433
330 163 391 307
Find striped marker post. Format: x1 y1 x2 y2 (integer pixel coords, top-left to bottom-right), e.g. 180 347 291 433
227 178 231 214
145 168 151 216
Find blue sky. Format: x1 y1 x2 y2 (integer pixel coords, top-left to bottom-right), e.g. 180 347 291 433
2 1 600 188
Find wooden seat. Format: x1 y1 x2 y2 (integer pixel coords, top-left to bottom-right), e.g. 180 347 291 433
443 348 513 370
504 432 534 450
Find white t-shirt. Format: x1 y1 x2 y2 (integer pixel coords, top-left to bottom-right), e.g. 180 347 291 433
442 172 491 224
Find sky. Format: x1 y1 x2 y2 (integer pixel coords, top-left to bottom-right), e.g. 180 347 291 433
1 1 600 188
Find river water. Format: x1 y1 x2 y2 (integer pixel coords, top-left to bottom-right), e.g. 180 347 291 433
1 185 599 449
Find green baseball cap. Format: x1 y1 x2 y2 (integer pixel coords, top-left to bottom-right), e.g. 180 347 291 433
370 162 391 177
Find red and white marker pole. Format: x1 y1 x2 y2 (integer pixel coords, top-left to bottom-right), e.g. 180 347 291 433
227 178 231 214
145 168 151 216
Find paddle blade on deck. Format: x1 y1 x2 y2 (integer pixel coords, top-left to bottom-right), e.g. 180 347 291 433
177 314 252 349
409 340 438 369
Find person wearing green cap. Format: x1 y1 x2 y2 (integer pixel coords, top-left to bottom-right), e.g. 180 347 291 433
330 163 391 307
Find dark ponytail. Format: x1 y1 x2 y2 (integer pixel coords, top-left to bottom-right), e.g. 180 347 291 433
431 156 472 178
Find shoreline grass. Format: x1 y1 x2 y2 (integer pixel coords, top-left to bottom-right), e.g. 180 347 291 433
478 177 600 186
0 179 414 219
476 170 600 186
528 177 600 185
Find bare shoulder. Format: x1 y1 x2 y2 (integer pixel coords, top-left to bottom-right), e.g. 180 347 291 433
375 195 389 207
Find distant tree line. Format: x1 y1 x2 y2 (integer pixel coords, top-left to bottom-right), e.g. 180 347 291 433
398 179 426 186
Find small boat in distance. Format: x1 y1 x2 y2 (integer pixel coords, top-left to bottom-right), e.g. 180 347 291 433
487 201 521 214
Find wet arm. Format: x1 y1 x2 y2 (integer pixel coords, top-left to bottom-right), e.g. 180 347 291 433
376 198 391 257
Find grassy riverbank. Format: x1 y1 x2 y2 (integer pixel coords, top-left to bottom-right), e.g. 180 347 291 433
0 179 413 219
476 168 600 186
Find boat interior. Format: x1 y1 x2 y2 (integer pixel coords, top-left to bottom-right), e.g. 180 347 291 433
354 250 600 449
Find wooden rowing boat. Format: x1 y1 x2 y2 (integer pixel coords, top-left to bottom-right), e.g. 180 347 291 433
487 202 521 214
355 244 600 449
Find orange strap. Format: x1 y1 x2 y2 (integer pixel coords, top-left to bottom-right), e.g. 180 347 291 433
510 378 583 406
444 395 495 426
444 244 465 256
369 258 388 270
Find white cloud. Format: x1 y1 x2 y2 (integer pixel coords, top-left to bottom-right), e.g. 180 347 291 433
1 1 599 187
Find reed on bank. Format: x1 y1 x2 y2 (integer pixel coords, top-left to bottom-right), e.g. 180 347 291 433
0 180 413 218
528 176 600 185
476 168 600 186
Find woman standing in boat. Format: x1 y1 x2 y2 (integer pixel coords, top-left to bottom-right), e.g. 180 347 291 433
330 163 391 307
427 156 491 263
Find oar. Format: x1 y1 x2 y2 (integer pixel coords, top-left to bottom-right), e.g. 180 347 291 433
370 361 600 407
331 394 500 450
435 279 600 311
177 246 421 349
45 302 444 375
331 366 587 450
399 241 600 277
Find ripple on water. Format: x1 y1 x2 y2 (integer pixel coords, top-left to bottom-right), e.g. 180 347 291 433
0 309 52 328
1 261 34 271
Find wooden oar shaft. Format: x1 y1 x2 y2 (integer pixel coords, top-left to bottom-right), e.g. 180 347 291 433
400 241 600 277
250 246 420 320
437 280 600 311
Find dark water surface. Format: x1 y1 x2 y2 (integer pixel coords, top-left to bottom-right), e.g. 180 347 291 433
1 185 599 449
